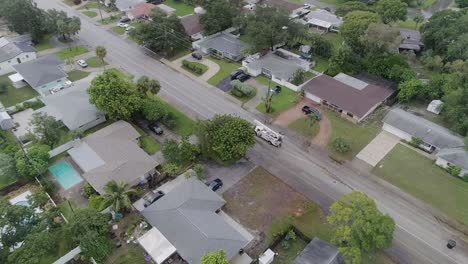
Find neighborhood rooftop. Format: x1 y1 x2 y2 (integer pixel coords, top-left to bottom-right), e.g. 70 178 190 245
304 9 343 29
181 14 202 36
196 32 248 57
436 148 468 170
128 2 156 19
294 238 345 264
12 54 67 88
245 50 309 81
383 108 465 149
0 35 35 62
399 28 423 51
142 177 248 264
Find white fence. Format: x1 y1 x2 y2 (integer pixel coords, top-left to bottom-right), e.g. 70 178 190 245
52 246 82 264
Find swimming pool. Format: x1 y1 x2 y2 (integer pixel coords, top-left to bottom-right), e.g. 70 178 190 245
49 160 83 189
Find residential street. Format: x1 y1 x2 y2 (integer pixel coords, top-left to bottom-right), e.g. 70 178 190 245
35 1 468 263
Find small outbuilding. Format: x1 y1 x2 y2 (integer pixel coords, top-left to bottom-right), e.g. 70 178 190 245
294 237 345 264
427 99 443 115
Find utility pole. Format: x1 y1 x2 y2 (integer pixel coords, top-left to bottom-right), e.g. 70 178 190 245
97 0 104 22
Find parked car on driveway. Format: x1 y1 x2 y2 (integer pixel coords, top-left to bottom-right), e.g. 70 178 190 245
76 59 88 68
270 85 281 93
191 52 203 60
125 26 135 32
148 123 163 135
117 22 128 28
236 73 250 82
119 17 130 23
143 191 164 208
230 69 244 80
302 105 321 120
207 178 223 191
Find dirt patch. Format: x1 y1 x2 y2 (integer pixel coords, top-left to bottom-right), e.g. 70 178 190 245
273 99 311 128
223 166 326 257
311 108 332 148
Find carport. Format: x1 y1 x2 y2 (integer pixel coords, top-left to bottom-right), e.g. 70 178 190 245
138 227 177 264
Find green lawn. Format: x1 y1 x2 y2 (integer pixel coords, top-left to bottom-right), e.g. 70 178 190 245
105 244 147 264
0 75 38 107
397 19 421 30
289 117 320 138
313 56 330 73
58 199 78 221
272 237 308 264
63 0 75 6
82 10 98 18
256 76 298 115
67 70 90 81
78 0 103 10
0 173 17 191
111 26 126 35
164 0 193 16
106 68 134 81
207 57 241 86
132 124 161 155
326 109 380 159
373 144 468 226
315 0 344 5
55 45 88 60
421 0 437 8
152 96 196 137
100 16 119 25
182 60 208 76
35 35 53 51
86 56 108 67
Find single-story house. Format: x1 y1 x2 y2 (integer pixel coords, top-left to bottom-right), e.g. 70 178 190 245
0 35 36 75
436 148 468 177
303 9 343 32
111 0 145 11
0 111 14 130
11 54 68 96
303 73 394 122
67 121 158 194
382 108 465 152
142 177 250 264
243 49 312 91
36 80 106 131
293 238 345 264
127 2 156 20
193 32 248 61
399 28 424 52
181 14 203 40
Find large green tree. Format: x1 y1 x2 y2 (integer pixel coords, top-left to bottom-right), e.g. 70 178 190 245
327 44 361 76
102 180 136 213
141 97 167 122
29 112 63 148
398 79 426 102
327 192 395 263
15 144 50 179
197 115 255 163
88 70 142 120
95 46 107 68
162 139 199 166
200 0 237 35
0 198 39 248
136 76 161 96
48 9 81 40
340 11 380 52
0 153 17 182
7 231 57 264
361 23 401 54
200 250 229 264
375 0 407 24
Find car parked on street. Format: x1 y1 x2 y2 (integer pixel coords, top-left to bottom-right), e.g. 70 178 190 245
117 22 128 28
148 122 163 135
143 191 164 207
230 69 243 80
76 59 88 68
302 105 321 120
191 52 203 60
207 178 223 191
236 72 250 82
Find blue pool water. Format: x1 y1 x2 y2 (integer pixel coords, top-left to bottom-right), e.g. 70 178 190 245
14 201 30 207
49 161 83 189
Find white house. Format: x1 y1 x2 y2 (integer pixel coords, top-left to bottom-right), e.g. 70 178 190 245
0 35 36 75
436 148 468 177
303 9 343 32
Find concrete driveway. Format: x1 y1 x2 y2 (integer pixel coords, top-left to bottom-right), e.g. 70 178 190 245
356 130 401 167
204 159 256 194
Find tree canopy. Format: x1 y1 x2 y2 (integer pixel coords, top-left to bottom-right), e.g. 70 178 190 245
340 11 380 52
327 191 395 263
136 76 161 96
162 139 199 166
200 0 237 35
29 112 63 148
102 180 137 213
88 70 142 120
200 250 229 264
375 0 407 24
15 144 50 179
141 97 167 122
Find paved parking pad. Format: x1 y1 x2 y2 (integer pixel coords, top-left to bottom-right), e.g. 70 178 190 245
205 159 255 193
356 130 400 167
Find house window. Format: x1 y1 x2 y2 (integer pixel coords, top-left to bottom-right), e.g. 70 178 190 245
347 112 354 118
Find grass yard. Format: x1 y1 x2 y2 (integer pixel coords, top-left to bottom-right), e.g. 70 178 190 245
420 0 437 8
272 236 308 264
106 68 134 80
326 109 380 159
0 75 38 107
289 117 320 138
62 0 75 6
67 70 90 81
397 19 421 30
132 123 161 155
256 76 298 115
167 48 192 61
35 35 53 51
313 56 330 73
82 10 98 18
58 199 78 221
373 144 468 226
86 56 108 67
100 16 119 25
164 0 193 16
55 45 88 60
0 174 17 191
111 26 126 35
207 57 241 86
105 243 147 264
78 0 102 10
83 119 115 136
150 96 196 137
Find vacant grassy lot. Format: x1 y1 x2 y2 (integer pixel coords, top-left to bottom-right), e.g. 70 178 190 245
373 144 468 226
151 96 196 137
0 75 38 107
55 45 88 60
326 109 380 159
86 56 108 67
35 35 53 51
67 70 90 81
164 0 193 16
256 76 298 115
207 57 241 86
289 117 320 138
112 26 126 35
82 10 98 18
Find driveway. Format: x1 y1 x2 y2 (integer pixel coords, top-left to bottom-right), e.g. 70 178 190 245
172 54 220 82
356 130 400 167
273 98 313 127
204 159 256 194
244 78 268 110
215 76 232 91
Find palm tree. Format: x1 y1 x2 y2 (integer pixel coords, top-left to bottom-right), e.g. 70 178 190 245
95 46 107 70
136 76 161 96
102 180 136 213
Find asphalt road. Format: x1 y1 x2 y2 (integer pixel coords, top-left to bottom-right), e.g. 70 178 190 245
36 1 468 263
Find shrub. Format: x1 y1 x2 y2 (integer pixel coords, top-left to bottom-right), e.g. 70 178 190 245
73 0 82 4
408 137 423 148
182 60 206 75
230 80 256 97
447 165 462 177
161 163 180 177
88 195 105 211
23 100 45 110
290 69 306 85
332 137 351 153
230 88 244 97
41 178 57 194
462 175 468 182
193 163 205 180
162 112 177 129
0 81 8 93
82 183 97 198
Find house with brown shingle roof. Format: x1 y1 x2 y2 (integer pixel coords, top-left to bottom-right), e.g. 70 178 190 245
303 73 394 122
180 14 203 40
127 2 156 20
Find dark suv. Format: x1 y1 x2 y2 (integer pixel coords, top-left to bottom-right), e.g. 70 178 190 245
148 123 163 135
302 105 321 120
236 73 250 82
143 191 164 207
207 178 223 191
230 69 244 80
191 52 203 60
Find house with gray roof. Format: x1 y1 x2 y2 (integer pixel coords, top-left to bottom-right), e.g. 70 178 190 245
0 35 36 75
142 177 250 264
436 148 468 177
67 121 158 193
294 238 345 264
383 108 465 152
12 54 68 96
36 79 106 131
399 28 424 52
303 9 343 32
193 32 248 61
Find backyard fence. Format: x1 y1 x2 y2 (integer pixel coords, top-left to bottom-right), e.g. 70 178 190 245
52 246 82 264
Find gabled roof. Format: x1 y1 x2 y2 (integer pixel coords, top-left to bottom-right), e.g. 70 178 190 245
128 2 156 18
246 50 310 81
399 28 423 51
67 121 158 193
181 14 202 36
437 148 468 170
13 55 67 88
294 238 345 264
197 32 248 57
37 81 104 130
114 0 145 11
142 177 248 264
0 36 35 62
383 108 464 149
305 9 343 27
303 74 394 119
